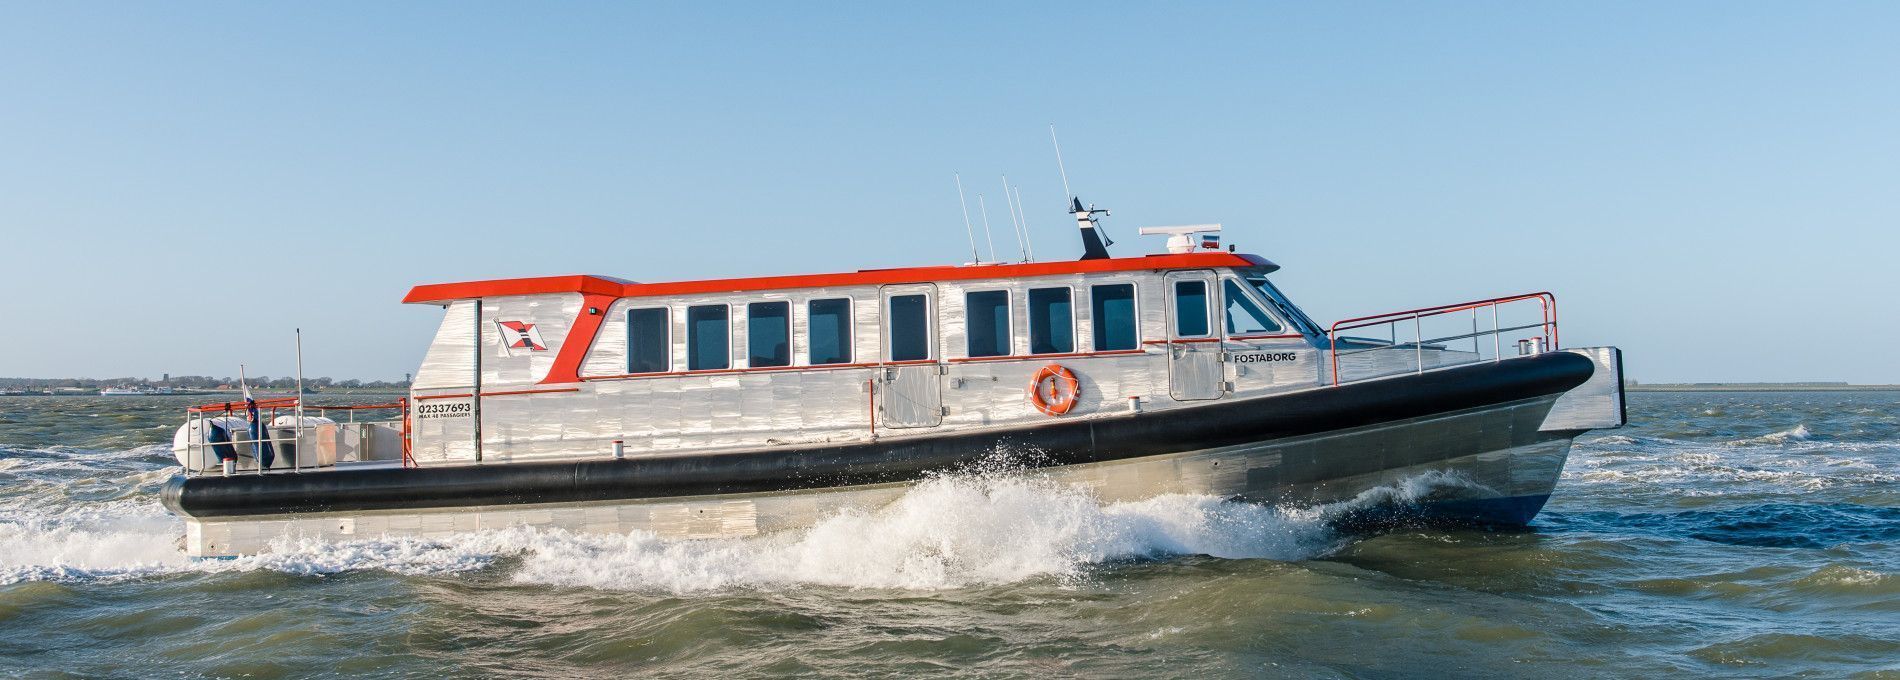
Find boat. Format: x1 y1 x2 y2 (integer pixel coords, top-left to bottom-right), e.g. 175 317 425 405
161 198 1626 558
100 385 173 396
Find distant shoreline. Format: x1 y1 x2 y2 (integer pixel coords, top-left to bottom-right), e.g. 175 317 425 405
1627 384 1900 393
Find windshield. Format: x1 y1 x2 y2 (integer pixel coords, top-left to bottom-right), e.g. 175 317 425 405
1223 280 1283 335
1246 277 1324 337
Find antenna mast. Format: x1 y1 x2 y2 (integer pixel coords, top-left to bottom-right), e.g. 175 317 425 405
1002 175 1027 262
1013 185 1035 261
1050 124 1112 260
1050 123 1072 200
977 194 999 263
955 173 980 264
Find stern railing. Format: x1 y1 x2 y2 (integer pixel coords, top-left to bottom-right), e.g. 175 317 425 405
182 397 414 476
1328 292 1558 385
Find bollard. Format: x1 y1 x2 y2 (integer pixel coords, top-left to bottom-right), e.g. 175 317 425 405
222 459 235 477
612 440 624 460
1128 396 1142 413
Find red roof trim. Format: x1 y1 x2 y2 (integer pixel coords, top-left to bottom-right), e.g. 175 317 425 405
402 253 1271 304
402 274 633 304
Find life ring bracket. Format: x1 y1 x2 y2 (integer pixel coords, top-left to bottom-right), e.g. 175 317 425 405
1028 364 1080 416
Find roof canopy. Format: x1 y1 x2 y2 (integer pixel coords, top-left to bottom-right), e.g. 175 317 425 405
402 252 1275 304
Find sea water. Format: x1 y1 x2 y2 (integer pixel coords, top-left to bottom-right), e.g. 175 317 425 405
0 392 1894 677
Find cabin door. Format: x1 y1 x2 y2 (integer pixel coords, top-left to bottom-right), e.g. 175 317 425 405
1164 270 1226 401
876 284 944 428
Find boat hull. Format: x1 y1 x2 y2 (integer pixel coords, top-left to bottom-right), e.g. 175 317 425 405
166 352 1598 557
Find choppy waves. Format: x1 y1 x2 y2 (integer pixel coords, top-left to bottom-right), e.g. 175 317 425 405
1568 423 1899 501
3 391 1897 676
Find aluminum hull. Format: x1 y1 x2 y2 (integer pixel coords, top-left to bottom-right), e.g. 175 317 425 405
166 352 1597 557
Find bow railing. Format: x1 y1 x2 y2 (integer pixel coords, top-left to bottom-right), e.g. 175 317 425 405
1328 292 1558 385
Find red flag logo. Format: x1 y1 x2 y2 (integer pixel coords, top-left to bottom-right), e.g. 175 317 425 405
498 320 548 351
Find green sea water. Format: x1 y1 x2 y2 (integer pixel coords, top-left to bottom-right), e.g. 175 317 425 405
1 392 1895 678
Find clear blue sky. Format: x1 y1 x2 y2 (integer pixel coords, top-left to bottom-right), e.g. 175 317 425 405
3 2 1896 383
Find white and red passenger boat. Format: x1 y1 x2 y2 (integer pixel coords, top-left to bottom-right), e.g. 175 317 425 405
164 201 1626 557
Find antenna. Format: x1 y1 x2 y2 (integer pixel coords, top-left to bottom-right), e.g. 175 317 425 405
1049 123 1072 201
1013 185 1035 261
977 194 999 263
1050 124 1112 260
955 173 979 264
1002 175 1027 262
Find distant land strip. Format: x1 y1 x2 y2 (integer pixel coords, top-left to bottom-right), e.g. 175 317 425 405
1627 382 1900 392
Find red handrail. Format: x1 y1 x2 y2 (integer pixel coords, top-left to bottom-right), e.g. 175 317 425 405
188 396 301 413
1328 292 1558 385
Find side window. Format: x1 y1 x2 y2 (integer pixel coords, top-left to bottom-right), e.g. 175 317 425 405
887 294 931 361
1028 287 1074 354
747 301 790 367
808 298 853 365
965 290 1012 358
626 307 670 373
1223 280 1284 335
1173 280 1211 337
1091 283 1137 351
686 304 729 370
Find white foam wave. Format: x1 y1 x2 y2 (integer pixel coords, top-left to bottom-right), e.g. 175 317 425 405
509 476 1342 592
1728 424 1814 446
0 472 1370 591
0 468 1513 592
0 507 190 584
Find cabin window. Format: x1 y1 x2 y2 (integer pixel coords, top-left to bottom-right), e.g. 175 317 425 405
1223 280 1284 335
1091 284 1137 351
1028 287 1074 354
747 301 791 367
1173 280 1211 337
887 294 931 361
1248 277 1322 337
626 307 670 374
686 304 729 370
965 290 1012 358
808 298 853 365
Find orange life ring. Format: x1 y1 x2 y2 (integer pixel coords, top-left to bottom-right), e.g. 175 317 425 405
1029 364 1080 416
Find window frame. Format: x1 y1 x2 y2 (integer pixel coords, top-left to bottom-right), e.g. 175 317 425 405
883 291 936 362
1220 277 1288 338
1027 285 1077 355
1089 281 1141 352
1171 278 1214 339
684 303 731 371
963 288 1015 359
805 296 855 366
1245 274 1323 338
625 306 672 374
745 300 792 368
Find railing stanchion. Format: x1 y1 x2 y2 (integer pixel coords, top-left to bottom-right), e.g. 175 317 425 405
1472 308 1480 357
1414 315 1424 375
1492 304 1502 362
